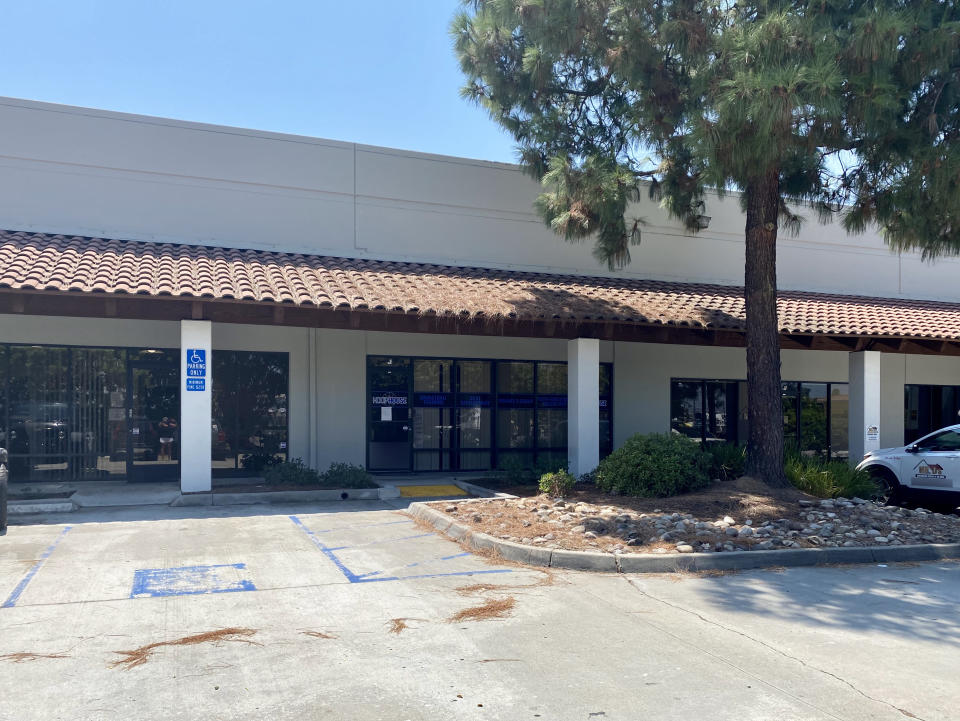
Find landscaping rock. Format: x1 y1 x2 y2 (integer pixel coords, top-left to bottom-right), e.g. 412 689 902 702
428 492 960 557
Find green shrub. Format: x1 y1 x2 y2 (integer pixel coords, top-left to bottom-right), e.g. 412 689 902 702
538 470 576 497
784 453 878 499
320 462 377 489
595 433 712 497
708 443 746 481
263 458 321 487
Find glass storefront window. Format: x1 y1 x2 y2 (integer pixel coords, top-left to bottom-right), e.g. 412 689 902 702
536 363 567 394
497 409 534 449
704 382 737 443
455 360 491 470
671 381 704 440
830 384 849 459
458 361 490 393
672 378 846 456
413 359 452 393
537 409 567 448
497 362 534 394
781 382 799 450
799 383 828 454
904 384 960 444
6 346 70 482
366 356 612 473
367 357 410 471
212 351 290 474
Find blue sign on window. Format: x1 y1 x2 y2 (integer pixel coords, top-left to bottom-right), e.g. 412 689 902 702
498 394 535 408
458 393 491 408
537 394 568 409
413 392 453 407
186 348 206 392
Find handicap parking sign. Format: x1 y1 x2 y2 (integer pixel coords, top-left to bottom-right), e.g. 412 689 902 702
186 348 206 391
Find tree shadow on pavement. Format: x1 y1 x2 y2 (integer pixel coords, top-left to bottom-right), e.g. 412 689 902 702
687 561 960 647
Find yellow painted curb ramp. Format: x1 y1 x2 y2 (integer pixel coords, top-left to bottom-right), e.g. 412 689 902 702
397 484 468 498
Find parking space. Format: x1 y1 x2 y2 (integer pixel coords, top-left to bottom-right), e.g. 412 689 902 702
0 504 517 609
1 502 958 721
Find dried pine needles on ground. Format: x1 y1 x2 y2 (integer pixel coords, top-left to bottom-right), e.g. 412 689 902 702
447 597 517 623
110 627 260 670
0 652 70 663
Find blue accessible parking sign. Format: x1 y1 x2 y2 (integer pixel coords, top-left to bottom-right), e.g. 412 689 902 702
185 348 206 391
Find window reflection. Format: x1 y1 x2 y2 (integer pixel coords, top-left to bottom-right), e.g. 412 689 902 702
211 351 289 473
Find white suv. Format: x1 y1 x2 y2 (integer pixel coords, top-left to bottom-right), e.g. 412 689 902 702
857 424 960 503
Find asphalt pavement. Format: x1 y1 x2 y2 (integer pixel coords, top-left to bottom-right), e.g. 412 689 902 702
1 500 957 721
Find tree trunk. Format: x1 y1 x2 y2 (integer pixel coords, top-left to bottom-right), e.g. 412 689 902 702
743 173 788 486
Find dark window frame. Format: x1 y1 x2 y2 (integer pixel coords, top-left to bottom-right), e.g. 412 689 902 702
670 377 847 457
211 349 291 477
0 342 290 482
367 354 613 473
904 383 960 445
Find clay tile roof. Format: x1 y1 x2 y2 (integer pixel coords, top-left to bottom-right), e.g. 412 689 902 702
2 229 960 340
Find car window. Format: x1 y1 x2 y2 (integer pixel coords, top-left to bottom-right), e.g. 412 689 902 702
917 430 960 452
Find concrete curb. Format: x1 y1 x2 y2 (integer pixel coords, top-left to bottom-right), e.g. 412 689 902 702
452 480 516 499
406 502 960 574
171 486 387 507
8 499 76 515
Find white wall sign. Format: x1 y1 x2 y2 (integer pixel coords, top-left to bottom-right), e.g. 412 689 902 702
865 425 880 443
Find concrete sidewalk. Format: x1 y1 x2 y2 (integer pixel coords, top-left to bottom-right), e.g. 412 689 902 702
5 472 501 515
1 501 957 720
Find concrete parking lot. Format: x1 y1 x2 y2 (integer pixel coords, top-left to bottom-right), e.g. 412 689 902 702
1 500 958 721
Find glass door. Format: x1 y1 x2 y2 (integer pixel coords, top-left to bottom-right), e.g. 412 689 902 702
128 350 179 482
367 357 411 471
412 359 454 471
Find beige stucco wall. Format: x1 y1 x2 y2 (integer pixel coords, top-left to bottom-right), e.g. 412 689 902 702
1 97 959 303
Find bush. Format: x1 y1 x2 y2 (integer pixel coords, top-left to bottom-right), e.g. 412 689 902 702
708 443 746 481
263 458 321 487
321 462 377 489
538 470 576 497
784 453 879 499
240 451 282 473
595 433 712 497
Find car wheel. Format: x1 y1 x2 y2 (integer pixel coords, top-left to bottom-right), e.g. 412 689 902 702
867 468 901 506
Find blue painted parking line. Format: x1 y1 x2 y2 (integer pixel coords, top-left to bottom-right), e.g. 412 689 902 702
405 551 472 568
401 569 512 581
290 515 398 583
2 526 72 609
289 515 513 584
130 563 256 598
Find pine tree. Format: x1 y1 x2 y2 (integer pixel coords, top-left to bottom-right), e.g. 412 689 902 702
452 0 960 486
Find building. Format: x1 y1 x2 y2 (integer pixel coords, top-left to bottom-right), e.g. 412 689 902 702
2 97 960 493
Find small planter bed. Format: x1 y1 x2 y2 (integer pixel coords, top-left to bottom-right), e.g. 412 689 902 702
213 482 378 493
9 489 76 501
430 477 960 555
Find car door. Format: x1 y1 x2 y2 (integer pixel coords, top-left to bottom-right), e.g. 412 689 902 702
903 429 960 491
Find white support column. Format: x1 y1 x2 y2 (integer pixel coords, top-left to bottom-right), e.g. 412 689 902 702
180 320 212 493
568 338 600 478
849 350 882 465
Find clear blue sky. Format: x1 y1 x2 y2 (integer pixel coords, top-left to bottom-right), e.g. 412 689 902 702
2 1 518 163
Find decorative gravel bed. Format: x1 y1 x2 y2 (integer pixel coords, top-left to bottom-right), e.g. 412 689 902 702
431 483 960 555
